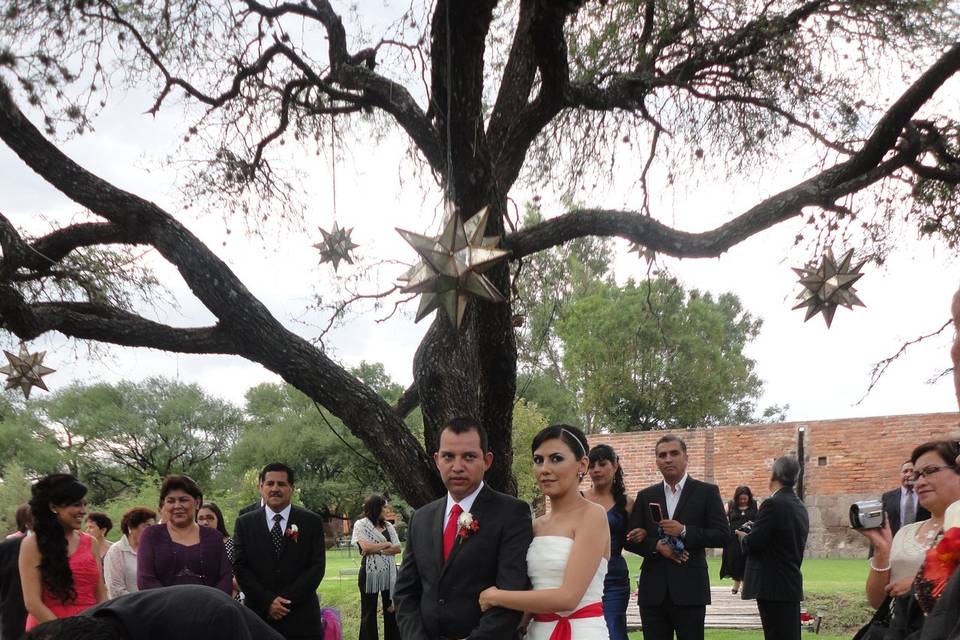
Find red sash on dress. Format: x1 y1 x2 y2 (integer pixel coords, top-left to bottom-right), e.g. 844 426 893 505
532 601 604 640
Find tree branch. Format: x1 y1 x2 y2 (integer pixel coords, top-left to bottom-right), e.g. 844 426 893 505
393 381 420 419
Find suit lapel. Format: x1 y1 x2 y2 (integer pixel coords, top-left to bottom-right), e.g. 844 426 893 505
278 506 296 558
251 507 274 554
439 486 490 582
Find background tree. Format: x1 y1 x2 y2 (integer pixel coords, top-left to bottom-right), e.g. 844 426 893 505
39 378 242 501
0 1 958 506
556 277 772 431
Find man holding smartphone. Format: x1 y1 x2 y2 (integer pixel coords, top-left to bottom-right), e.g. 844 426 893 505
624 435 730 640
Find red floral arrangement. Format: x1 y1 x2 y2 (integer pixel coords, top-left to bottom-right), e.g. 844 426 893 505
915 527 960 613
285 524 299 543
457 511 480 542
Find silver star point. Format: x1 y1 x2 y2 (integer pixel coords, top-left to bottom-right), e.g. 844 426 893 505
0 344 55 399
792 248 866 328
313 222 359 271
397 205 510 329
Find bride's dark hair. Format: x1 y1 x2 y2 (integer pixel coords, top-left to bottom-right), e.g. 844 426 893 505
531 424 590 460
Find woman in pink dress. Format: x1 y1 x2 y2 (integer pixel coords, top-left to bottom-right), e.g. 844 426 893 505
18 474 106 630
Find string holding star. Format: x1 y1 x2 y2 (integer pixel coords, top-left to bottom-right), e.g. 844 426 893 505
396 205 510 329
0 344 56 399
792 248 866 327
313 222 359 271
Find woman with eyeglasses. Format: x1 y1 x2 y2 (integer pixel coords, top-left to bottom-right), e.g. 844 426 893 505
136 475 232 595
858 441 960 612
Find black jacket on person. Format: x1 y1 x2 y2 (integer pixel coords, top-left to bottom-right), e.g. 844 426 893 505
233 505 326 639
394 485 533 640
80 585 284 640
0 534 26 640
882 487 930 538
741 487 809 602
624 477 731 607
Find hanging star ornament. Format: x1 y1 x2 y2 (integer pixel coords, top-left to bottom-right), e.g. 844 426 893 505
396 205 510 329
0 344 55 399
792 248 866 328
313 222 359 271
629 242 656 265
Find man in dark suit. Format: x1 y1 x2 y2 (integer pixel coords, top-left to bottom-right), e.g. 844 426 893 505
882 460 930 538
739 456 810 640
234 463 326 640
0 505 30 640
624 434 730 640
394 416 533 640
23 585 284 640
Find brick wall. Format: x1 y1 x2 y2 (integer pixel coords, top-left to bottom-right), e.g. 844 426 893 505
585 412 959 556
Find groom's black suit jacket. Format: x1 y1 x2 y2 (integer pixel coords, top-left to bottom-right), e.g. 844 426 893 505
624 477 730 607
233 505 326 639
394 485 532 640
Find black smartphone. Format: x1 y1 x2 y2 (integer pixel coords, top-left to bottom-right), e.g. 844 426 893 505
649 502 664 523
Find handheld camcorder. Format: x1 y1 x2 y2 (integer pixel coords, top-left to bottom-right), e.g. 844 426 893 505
849 499 885 530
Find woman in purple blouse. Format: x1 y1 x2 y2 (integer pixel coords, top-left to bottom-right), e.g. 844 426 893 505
136 475 232 595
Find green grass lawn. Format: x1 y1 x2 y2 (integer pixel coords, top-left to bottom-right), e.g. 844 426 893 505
318 551 870 639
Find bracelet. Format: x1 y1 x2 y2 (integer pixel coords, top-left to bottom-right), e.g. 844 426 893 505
869 559 891 572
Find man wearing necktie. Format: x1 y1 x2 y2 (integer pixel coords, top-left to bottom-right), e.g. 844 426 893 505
234 463 326 639
881 460 930 539
394 417 533 640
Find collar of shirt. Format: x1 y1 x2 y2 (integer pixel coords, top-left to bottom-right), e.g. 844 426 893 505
444 481 485 526
265 503 293 531
663 473 688 496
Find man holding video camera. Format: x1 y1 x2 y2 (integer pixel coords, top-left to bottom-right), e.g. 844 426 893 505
624 435 730 640
737 456 809 640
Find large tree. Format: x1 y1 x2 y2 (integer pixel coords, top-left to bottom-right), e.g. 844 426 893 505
0 1 958 506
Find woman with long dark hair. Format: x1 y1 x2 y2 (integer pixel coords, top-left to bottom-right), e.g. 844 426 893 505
583 444 636 640
18 474 106 630
720 485 758 594
351 494 401 640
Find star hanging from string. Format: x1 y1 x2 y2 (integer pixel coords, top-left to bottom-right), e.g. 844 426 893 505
628 242 656 266
792 248 866 328
313 222 359 271
0 343 55 399
397 204 510 329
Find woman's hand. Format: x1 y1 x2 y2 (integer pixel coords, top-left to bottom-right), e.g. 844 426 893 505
857 519 893 556
885 576 914 598
479 586 500 612
625 528 646 543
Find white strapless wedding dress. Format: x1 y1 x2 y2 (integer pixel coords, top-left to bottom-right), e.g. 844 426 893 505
526 536 610 640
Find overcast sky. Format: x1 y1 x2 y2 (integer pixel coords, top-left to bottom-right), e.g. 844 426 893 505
1 4 958 425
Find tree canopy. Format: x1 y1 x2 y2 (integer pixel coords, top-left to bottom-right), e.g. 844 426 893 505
0 1 958 506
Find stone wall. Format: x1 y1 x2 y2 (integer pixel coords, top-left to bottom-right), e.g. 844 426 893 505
585 412 959 557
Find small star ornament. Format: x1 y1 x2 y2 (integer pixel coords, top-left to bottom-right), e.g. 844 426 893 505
397 204 510 329
629 242 656 265
313 222 359 271
0 343 55 399
792 248 866 327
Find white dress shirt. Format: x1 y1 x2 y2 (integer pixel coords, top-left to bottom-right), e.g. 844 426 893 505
264 503 293 532
663 473 689 519
443 481 485 530
103 534 138 599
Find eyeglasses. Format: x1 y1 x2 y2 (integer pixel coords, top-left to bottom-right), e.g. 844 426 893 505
910 465 956 482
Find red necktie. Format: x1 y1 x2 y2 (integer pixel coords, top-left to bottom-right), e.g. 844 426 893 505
443 503 463 562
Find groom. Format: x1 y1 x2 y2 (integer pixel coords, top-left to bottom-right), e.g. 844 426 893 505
394 416 533 640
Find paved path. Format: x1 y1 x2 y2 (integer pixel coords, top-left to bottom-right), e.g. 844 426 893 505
625 586 763 629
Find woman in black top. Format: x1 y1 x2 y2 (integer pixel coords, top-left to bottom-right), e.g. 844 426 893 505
720 485 758 594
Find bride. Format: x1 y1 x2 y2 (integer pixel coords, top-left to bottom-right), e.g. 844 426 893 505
479 424 610 640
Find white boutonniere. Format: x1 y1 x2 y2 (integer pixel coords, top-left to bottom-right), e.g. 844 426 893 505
285 524 299 542
457 511 480 542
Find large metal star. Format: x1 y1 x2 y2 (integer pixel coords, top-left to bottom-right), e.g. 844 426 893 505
397 205 510 329
792 248 866 327
0 344 55 399
313 222 359 271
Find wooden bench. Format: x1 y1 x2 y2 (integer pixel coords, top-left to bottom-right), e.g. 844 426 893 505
338 567 360 581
